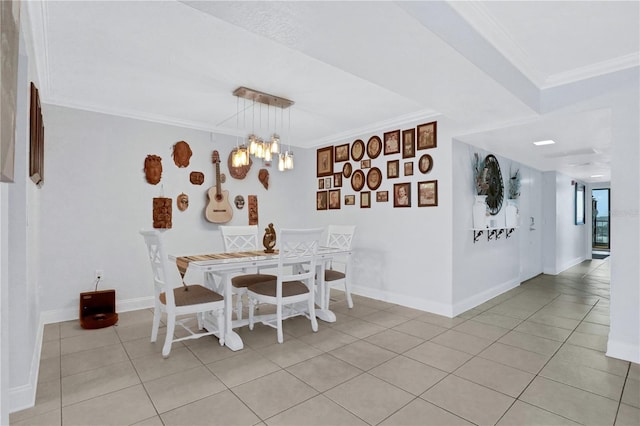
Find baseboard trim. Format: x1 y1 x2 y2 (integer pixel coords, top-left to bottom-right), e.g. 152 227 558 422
606 338 640 364
544 256 586 275
9 296 154 413
8 314 44 413
350 284 453 317
451 278 521 317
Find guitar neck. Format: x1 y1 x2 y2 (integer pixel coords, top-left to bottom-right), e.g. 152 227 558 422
215 161 222 198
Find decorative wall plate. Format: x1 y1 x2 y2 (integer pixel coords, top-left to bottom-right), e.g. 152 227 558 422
484 154 504 215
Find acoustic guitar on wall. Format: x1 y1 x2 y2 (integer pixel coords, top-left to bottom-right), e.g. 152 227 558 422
205 150 233 223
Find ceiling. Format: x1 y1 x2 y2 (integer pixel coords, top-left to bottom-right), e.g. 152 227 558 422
24 1 639 183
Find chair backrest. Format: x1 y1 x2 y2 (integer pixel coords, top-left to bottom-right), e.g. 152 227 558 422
139 229 176 307
326 225 356 250
278 228 324 284
220 225 260 252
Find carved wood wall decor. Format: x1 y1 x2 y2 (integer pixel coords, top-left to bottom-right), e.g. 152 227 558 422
172 141 192 168
153 197 172 228
189 171 204 185
177 193 189 211
29 82 44 184
248 195 258 225
258 168 269 190
144 155 162 185
227 149 252 179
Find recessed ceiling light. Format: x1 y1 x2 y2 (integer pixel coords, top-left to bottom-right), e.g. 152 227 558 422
590 174 604 178
533 140 555 146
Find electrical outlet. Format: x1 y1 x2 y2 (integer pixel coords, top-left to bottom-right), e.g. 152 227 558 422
95 270 104 281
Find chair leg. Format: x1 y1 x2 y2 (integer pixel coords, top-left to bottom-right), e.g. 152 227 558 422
345 282 354 309
216 308 225 346
308 296 318 332
248 296 255 330
276 304 283 343
163 314 175 358
151 306 161 343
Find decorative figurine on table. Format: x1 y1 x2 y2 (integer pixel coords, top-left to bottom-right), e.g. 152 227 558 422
263 223 276 253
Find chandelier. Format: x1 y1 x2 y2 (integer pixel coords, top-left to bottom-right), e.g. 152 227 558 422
232 87 294 171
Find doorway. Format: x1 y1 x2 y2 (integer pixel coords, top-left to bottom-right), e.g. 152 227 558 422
592 188 610 258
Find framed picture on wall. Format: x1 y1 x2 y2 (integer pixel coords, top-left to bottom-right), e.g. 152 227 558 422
345 194 356 205
351 169 365 191
402 128 415 158
384 130 401 155
417 121 437 150
393 183 411 207
404 162 413 176
335 144 349 162
316 191 328 210
376 191 389 202
343 162 352 178
333 173 343 187
317 146 334 177
419 154 433 174
360 191 371 208
367 136 382 159
318 179 324 189
351 139 365 161
367 167 382 190
329 189 341 209
418 180 438 207
387 159 399 178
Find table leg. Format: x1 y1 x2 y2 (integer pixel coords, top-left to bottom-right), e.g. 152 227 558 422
205 271 244 351
315 262 336 323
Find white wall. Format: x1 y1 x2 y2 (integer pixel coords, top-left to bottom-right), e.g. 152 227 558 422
37 105 309 320
6 28 43 413
308 117 455 315
607 85 640 363
451 141 543 315
541 171 588 274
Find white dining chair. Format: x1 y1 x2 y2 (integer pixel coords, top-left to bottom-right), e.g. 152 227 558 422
247 228 323 343
322 225 356 309
219 225 276 321
140 229 225 358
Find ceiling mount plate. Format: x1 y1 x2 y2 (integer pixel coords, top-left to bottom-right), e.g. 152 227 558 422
233 86 294 109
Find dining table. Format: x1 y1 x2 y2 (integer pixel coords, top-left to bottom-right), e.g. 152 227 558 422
169 246 352 351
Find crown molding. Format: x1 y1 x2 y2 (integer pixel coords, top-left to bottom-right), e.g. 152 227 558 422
449 2 639 90
542 53 640 89
44 96 234 135
448 1 547 87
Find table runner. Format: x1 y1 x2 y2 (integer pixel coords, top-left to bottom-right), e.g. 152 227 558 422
176 250 278 278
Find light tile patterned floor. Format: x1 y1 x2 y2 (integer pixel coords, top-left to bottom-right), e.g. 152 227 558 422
11 259 640 425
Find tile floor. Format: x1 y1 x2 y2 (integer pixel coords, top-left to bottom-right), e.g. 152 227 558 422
11 259 640 425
